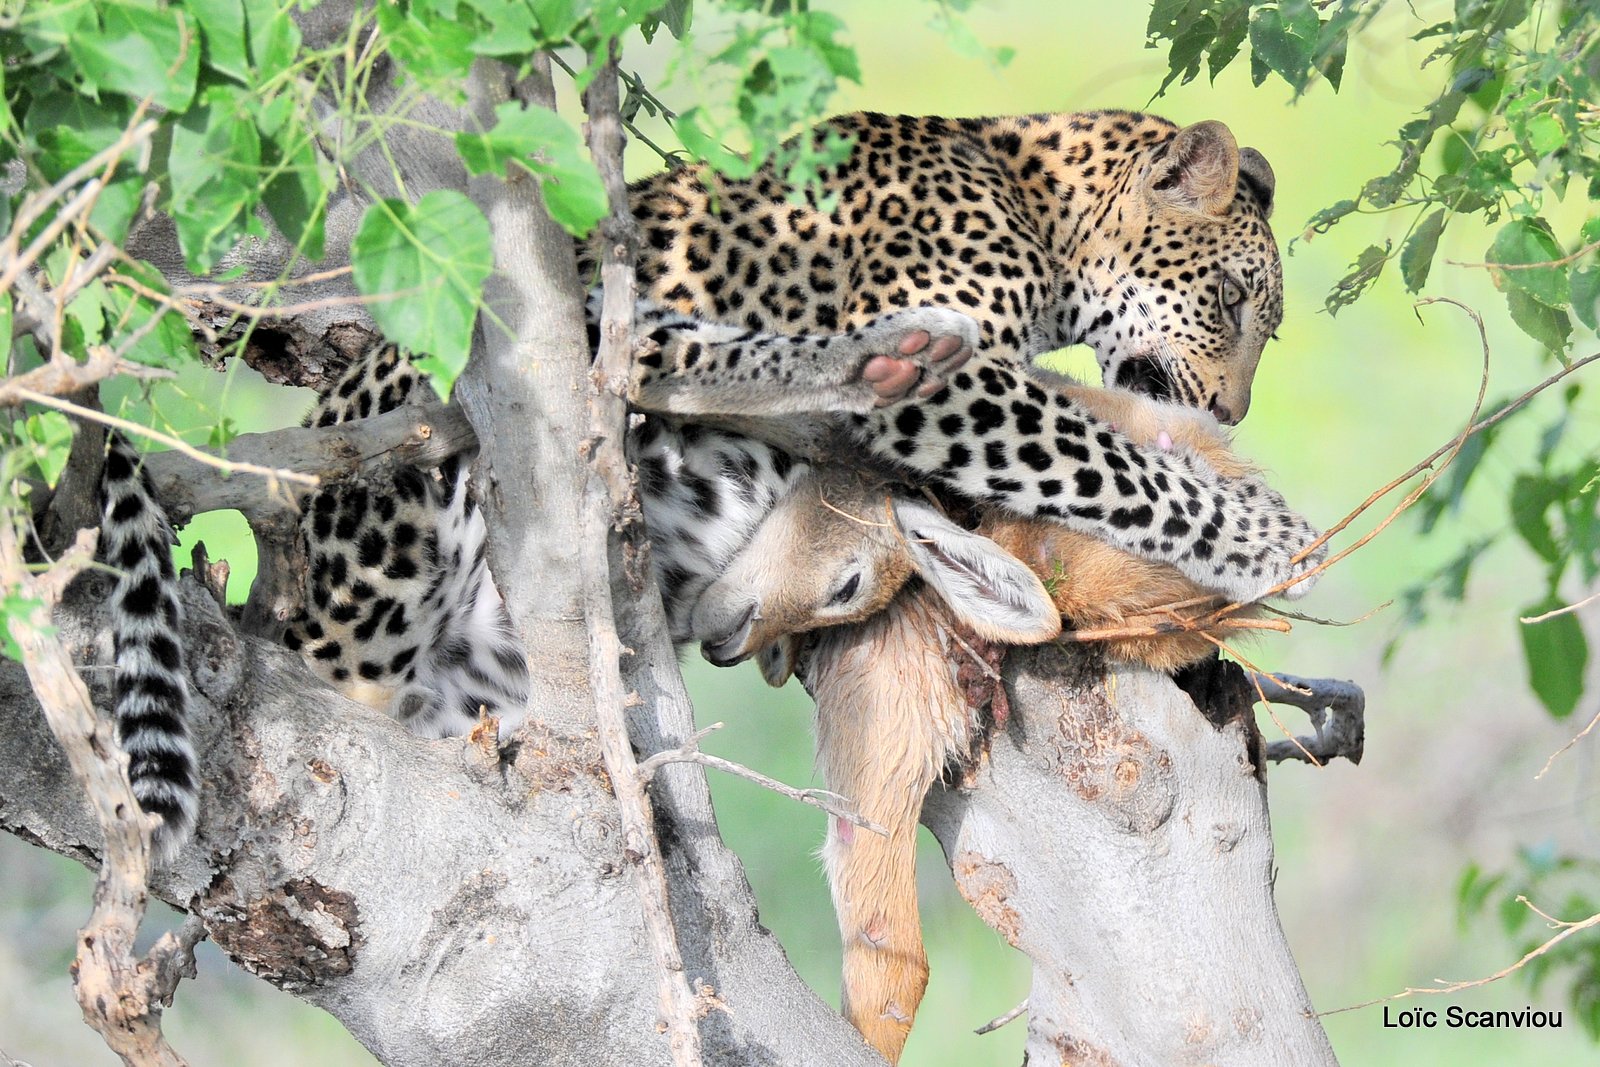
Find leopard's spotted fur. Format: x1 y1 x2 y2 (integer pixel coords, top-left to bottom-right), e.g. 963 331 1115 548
587 110 1317 604
99 108 1320 861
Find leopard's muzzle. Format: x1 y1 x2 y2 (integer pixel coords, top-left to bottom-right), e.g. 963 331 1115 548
1113 355 1176 403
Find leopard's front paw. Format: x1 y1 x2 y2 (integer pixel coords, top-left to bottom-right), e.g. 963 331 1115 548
852 307 980 406
1264 516 1325 601
1202 498 1325 603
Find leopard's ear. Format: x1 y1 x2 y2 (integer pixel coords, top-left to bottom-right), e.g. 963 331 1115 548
1147 120 1239 218
1238 146 1275 217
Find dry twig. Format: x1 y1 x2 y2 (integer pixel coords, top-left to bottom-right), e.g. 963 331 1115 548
638 722 888 835
581 47 705 1067
0 519 196 1066
974 998 1029 1036
1520 589 1600 624
1320 898 1600 1017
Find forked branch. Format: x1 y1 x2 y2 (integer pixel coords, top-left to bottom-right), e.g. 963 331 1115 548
0 519 194 1067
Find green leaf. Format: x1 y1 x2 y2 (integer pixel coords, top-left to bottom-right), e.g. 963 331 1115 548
463 0 539 56
1207 4 1250 82
1456 862 1504 925
376 2 476 88
66 1 200 111
1401 209 1447 292
1523 113 1565 155
1325 242 1389 314
1155 13 1218 95
1419 408 1502 533
350 191 493 390
109 290 198 369
18 411 74 484
527 0 585 41
261 131 330 259
244 0 301 73
454 103 608 237
660 0 693 38
1247 0 1320 92
0 590 47 663
190 0 251 82
23 92 143 243
1299 199 1357 242
1510 474 1563 563
1571 267 1600 332
1507 289 1571 356
1488 218 1569 308
168 86 264 274
675 108 760 179
1499 891 1532 935
1519 595 1589 718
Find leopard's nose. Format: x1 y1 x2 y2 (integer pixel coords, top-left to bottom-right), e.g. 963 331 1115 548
1208 397 1245 425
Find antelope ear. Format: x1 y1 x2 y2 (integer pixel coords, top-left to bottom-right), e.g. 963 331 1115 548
890 499 1062 645
1238 146 1275 217
756 638 797 688
1147 120 1240 218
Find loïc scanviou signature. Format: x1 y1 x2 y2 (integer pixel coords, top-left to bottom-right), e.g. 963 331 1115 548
1383 1005 1564 1030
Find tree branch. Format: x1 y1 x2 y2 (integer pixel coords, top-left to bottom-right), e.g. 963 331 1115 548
580 45 705 1067
922 648 1340 1064
0 521 191 1066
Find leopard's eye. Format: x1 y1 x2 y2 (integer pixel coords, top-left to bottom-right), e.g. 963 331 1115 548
1219 276 1246 330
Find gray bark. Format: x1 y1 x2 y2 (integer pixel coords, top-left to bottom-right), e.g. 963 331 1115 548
0 577 882 1067
924 652 1339 1065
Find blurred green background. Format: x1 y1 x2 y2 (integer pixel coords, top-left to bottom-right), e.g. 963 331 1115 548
5 2 1599 1064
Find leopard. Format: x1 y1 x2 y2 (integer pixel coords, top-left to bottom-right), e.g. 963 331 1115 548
583 109 1317 606
98 107 1322 870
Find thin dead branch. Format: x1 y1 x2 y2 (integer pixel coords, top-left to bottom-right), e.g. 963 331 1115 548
974 998 1028 1036
1520 589 1600 624
1320 898 1600 1017
0 518 192 1066
11 387 319 489
637 723 888 835
1198 298 1509 630
1450 237 1600 272
1535 704 1600 781
581 47 705 1067
25 400 475 528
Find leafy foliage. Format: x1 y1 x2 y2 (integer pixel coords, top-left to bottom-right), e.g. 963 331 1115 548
1149 0 1600 1031
351 192 495 388
2 0 1003 664
1459 851 1600 1039
1148 1 1600 356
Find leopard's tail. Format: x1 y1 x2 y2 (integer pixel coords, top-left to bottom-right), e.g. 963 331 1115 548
100 433 196 861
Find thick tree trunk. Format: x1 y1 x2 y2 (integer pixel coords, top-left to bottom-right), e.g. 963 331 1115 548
925 650 1339 1065
0 577 886 1067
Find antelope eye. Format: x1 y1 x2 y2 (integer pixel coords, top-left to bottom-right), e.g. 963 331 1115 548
829 573 861 606
1220 277 1245 307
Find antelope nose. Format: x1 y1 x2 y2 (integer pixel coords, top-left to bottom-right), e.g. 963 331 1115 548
701 603 757 667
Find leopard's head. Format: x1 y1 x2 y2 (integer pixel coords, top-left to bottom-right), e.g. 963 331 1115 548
1076 119 1281 425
